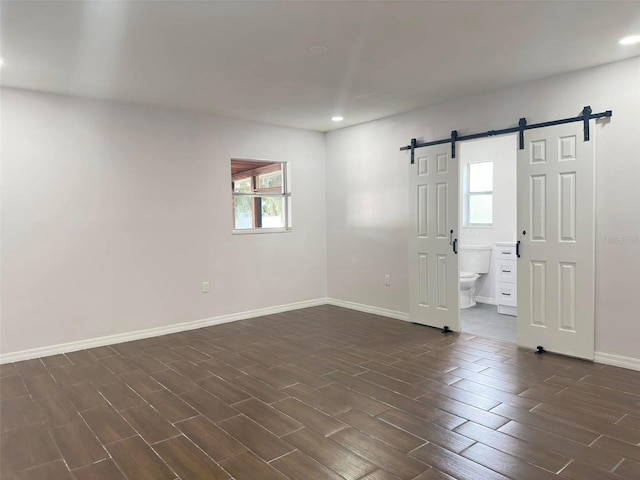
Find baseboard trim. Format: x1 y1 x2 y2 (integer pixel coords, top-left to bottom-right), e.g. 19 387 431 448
327 298 410 322
594 352 640 372
0 298 327 364
474 296 496 305
6 299 638 374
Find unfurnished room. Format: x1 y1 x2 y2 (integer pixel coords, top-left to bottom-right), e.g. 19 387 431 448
1 1 640 479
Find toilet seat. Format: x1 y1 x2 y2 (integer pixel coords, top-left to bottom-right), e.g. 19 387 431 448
460 271 476 279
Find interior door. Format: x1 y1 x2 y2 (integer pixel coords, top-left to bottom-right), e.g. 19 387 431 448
409 144 460 330
517 122 595 359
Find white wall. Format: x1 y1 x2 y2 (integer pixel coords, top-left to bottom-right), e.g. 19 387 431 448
3 56 640 364
326 56 640 360
459 135 517 301
0 89 327 354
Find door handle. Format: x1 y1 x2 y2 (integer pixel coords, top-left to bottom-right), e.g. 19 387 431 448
452 239 458 254
449 229 454 245
516 240 521 258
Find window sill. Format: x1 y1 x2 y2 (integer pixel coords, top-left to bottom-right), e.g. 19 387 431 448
232 228 292 235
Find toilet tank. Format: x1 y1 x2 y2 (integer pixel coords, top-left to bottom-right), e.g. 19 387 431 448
460 245 492 274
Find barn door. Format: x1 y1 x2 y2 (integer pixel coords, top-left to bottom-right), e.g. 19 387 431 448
409 144 460 331
517 122 595 359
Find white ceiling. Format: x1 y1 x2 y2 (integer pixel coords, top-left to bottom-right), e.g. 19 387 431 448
2 1 640 132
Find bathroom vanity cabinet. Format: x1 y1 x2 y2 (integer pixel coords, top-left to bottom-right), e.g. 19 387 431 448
494 243 517 316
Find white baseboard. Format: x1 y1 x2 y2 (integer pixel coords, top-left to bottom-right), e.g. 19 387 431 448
0 298 327 364
327 298 409 322
474 296 496 305
594 352 640 372
5 297 639 375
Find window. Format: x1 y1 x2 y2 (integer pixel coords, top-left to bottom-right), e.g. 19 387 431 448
465 161 493 226
231 159 290 232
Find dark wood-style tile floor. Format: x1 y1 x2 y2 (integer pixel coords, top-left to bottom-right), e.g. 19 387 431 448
1 305 640 479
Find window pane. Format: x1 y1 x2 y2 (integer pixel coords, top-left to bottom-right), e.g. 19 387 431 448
233 196 254 229
469 194 492 224
233 196 286 229
469 162 493 192
261 196 285 228
258 169 283 191
234 177 252 193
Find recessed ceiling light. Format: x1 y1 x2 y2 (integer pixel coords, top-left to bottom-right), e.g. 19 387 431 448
331 116 344 122
308 45 329 55
0 58 4 67
619 35 640 45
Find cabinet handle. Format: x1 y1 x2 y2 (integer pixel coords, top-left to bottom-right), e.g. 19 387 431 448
502 293 511 296
501 269 511 273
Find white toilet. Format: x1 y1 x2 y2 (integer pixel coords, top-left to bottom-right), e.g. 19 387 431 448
459 245 492 309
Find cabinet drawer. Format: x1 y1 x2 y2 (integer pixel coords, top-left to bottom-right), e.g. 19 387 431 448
496 282 517 307
496 245 517 260
497 260 517 284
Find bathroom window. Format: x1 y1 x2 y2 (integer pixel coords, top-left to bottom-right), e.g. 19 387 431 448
231 159 291 233
465 161 493 226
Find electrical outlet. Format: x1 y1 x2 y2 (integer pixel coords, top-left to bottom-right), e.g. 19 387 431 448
384 274 390 286
202 281 210 293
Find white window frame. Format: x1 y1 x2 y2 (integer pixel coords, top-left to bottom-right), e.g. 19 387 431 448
231 159 291 234
464 161 493 227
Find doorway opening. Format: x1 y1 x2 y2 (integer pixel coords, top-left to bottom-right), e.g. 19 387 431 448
458 134 517 343
407 116 597 359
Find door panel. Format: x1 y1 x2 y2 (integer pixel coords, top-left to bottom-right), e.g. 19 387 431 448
409 145 459 330
517 122 595 359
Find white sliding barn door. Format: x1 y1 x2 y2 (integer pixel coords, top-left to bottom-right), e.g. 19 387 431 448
409 145 460 331
517 122 595 359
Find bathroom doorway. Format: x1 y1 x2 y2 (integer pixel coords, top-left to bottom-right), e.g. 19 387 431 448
408 121 596 359
458 135 517 343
